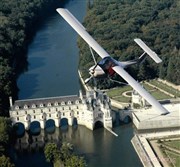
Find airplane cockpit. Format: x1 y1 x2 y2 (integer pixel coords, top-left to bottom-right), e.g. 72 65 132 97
98 57 118 76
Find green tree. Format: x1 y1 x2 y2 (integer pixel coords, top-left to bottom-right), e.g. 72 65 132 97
65 155 86 167
44 143 60 164
0 155 14 167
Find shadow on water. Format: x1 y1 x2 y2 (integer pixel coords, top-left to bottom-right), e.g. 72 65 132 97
28 57 46 71
17 73 39 99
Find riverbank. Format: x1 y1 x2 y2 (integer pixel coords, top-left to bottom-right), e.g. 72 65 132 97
132 130 180 167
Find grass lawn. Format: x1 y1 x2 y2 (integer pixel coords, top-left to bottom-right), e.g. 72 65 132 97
157 139 180 167
107 81 172 102
165 150 180 167
149 80 180 97
106 86 132 97
112 96 131 103
164 140 180 150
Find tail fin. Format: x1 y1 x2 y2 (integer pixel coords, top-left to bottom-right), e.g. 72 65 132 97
134 38 162 63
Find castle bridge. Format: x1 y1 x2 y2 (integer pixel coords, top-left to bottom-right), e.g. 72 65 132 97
9 90 113 131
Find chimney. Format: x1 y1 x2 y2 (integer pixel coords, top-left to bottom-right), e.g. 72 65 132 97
9 96 13 108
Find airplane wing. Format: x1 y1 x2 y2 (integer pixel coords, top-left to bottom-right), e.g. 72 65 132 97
112 66 169 115
134 38 162 63
56 8 109 59
56 8 169 115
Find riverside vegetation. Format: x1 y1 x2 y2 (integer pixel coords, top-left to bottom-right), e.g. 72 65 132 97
78 0 180 89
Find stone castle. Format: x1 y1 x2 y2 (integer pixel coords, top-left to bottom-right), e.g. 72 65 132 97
9 90 112 130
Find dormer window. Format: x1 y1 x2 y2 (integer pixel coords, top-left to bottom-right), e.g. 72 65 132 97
15 106 19 110
61 101 65 105
47 103 51 107
32 104 36 108
68 101 71 105
40 103 44 107
24 105 28 109
54 102 58 106
75 100 79 104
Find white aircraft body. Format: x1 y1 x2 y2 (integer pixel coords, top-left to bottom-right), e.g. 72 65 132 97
56 8 169 115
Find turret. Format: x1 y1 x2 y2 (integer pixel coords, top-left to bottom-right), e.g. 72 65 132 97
9 96 13 108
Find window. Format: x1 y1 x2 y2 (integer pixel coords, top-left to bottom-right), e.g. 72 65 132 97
75 100 79 104
54 102 58 106
32 104 36 108
61 101 65 105
40 103 44 107
33 110 35 113
17 117 19 121
34 115 36 119
49 114 51 117
24 105 28 109
41 109 43 113
15 106 19 110
77 111 79 115
25 111 27 114
47 103 51 107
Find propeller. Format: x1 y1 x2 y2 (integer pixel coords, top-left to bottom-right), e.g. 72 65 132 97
84 46 98 84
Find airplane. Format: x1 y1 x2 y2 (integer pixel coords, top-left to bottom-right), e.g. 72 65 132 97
56 8 169 115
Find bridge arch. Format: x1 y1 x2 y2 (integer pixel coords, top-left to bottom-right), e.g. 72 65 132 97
94 120 104 129
123 115 132 124
72 117 78 127
60 118 68 127
45 119 55 133
29 121 41 135
14 122 25 136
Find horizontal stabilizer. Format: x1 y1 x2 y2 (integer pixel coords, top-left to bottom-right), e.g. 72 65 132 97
134 38 162 63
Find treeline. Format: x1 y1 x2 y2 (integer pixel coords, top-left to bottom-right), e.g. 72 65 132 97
0 0 66 116
78 0 180 88
0 117 14 166
0 0 65 165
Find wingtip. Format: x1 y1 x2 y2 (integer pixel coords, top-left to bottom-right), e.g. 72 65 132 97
161 111 170 116
56 8 65 13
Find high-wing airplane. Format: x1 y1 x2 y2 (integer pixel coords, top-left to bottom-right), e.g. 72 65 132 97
56 8 169 115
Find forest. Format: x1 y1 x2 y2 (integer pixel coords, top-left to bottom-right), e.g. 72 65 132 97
78 0 180 89
0 0 66 165
0 0 66 115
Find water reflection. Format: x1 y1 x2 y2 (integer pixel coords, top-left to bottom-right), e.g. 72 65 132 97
13 121 142 167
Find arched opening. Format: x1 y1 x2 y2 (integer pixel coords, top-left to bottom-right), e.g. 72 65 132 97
29 121 41 135
72 117 78 128
14 122 25 136
113 111 121 127
94 121 103 129
60 118 68 130
45 119 55 133
123 116 132 124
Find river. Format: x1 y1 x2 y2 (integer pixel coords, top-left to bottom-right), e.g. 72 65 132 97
15 0 142 167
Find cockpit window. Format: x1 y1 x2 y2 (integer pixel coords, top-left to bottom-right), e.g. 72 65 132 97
98 57 118 76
